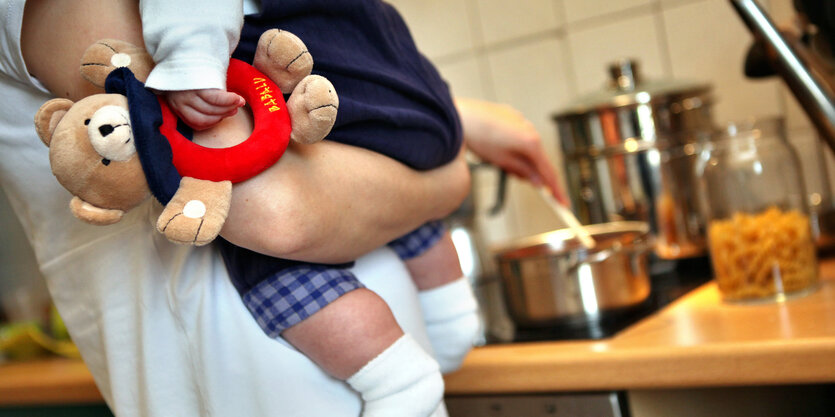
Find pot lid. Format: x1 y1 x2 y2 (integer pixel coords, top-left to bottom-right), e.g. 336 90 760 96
553 59 712 118
492 221 650 261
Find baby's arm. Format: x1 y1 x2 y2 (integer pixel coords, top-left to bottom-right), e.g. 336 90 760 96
164 89 245 130
139 0 245 130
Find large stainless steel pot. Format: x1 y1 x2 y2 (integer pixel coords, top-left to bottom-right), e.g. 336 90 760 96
493 222 651 327
553 60 714 259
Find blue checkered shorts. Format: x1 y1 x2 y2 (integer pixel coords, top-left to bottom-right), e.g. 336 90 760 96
242 266 364 338
387 220 446 260
238 220 446 337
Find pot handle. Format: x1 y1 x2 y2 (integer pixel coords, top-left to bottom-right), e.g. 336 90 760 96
488 170 508 216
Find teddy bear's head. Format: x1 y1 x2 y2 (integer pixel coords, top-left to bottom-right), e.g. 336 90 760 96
34 93 150 225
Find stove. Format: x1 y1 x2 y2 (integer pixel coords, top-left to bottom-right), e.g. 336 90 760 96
478 255 713 344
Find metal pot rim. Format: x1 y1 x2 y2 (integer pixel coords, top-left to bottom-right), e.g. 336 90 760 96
492 221 651 262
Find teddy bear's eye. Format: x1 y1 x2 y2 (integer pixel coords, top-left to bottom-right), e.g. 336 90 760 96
84 119 91 125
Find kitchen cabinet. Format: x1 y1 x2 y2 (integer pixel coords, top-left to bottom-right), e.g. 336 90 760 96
0 405 112 417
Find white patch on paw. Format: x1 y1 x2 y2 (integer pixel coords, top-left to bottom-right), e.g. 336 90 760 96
183 200 207 219
111 53 132 68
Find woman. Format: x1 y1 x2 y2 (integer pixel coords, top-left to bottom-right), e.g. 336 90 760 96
1 0 562 415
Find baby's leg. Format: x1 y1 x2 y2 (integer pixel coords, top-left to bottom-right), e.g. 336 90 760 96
403 231 481 373
282 288 443 417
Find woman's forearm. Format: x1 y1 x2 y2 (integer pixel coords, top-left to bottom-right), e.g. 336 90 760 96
221 141 470 263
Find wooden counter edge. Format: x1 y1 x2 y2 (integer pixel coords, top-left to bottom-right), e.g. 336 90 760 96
0 358 102 406
444 334 835 394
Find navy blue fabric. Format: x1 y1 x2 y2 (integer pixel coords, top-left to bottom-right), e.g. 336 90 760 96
388 220 446 260
105 68 183 205
233 0 463 170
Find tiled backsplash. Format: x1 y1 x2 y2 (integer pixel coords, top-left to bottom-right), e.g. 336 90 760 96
388 0 827 245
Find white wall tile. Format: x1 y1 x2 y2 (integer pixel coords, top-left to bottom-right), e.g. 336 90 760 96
763 0 793 22
435 56 490 101
563 0 654 24
780 85 814 131
387 0 475 59
484 38 572 240
663 0 782 123
474 0 563 45
486 38 572 140
567 14 667 98
484 36 570 194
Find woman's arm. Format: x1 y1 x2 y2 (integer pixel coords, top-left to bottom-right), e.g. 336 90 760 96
21 0 470 263
222 140 469 263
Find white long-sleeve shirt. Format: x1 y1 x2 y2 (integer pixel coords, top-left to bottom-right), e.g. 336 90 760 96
139 0 245 91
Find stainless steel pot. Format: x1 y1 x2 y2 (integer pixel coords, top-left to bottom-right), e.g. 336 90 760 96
553 60 714 259
493 222 652 327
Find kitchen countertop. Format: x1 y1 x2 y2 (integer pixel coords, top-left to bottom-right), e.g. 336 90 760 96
3 260 835 405
444 258 835 394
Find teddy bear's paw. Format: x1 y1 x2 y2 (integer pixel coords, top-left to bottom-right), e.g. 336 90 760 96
80 39 154 87
156 200 225 246
288 75 339 144
156 178 232 246
253 29 313 93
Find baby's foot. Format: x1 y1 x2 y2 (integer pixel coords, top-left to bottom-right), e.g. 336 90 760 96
288 75 339 144
253 29 313 93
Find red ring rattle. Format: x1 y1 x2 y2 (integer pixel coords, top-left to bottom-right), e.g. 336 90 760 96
157 58 292 183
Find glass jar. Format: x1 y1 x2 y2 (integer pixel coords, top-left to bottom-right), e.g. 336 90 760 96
696 118 819 302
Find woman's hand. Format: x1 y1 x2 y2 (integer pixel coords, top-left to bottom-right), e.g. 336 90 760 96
455 98 567 204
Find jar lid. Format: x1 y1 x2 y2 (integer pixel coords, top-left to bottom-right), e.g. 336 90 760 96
553 59 712 119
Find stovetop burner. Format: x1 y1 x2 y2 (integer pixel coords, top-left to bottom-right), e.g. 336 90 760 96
500 256 712 343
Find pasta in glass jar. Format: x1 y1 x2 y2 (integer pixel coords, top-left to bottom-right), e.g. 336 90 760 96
696 118 818 302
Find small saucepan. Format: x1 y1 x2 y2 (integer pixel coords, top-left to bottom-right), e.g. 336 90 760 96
492 221 652 328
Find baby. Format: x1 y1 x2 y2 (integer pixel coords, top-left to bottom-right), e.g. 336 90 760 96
139 1 479 416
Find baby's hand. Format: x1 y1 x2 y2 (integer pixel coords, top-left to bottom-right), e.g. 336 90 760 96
164 89 246 131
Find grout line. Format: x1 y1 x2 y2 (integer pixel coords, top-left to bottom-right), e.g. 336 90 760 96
563 2 656 33
654 1 675 78
658 0 705 11
478 53 499 102
464 0 485 53
463 0 497 101
556 0 579 99
431 28 565 64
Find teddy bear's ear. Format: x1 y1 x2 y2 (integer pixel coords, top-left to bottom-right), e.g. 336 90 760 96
34 98 75 147
69 196 124 225
80 39 155 88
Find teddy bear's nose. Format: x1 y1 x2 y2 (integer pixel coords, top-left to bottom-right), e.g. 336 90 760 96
98 124 115 137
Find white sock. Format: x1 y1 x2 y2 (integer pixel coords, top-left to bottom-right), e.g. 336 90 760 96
347 334 444 417
419 277 480 373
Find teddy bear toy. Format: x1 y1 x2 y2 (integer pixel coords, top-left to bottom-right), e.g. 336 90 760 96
34 30 338 245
